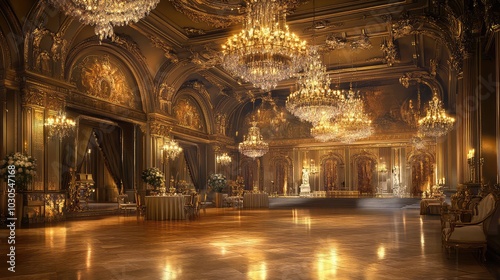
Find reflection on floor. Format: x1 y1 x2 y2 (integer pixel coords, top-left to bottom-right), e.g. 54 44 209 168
2 206 500 279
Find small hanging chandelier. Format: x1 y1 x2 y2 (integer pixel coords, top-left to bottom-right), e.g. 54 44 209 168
162 136 183 160
310 116 340 142
286 47 344 124
336 86 373 143
216 153 232 165
48 0 160 41
238 121 269 158
221 0 308 90
418 93 455 138
44 110 76 140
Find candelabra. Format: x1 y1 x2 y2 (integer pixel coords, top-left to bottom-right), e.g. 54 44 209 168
467 149 475 183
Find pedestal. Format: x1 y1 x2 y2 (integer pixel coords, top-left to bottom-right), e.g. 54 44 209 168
300 184 310 197
215 192 224 208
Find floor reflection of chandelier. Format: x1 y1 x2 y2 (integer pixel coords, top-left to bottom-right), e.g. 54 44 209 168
336 87 373 143
418 93 455 138
216 153 232 165
48 0 160 40
162 136 183 160
239 121 269 158
221 0 307 91
44 111 76 140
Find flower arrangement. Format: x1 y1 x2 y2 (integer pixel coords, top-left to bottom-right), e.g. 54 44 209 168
141 167 165 189
0 152 37 191
208 173 226 193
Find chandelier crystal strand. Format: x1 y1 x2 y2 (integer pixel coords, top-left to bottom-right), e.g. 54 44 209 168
163 136 183 160
48 0 160 41
417 93 455 137
221 0 308 91
336 86 373 143
44 111 76 139
286 47 344 124
238 121 269 158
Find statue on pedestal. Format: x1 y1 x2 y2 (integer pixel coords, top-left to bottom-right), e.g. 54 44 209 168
299 168 310 196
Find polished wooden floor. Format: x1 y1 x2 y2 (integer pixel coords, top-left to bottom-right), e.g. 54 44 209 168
2 205 499 279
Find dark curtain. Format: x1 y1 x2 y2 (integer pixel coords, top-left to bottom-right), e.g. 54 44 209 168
93 128 123 189
183 145 199 189
122 123 134 190
76 125 94 173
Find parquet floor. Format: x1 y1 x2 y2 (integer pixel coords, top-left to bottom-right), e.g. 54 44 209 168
1 206 499 279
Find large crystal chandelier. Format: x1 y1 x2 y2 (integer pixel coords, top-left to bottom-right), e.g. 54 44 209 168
48 0 160 41
44 111 76 139
286 48 344 124
162 136 183 160
239 121 269 158
221 0 308 91
216 153 232 165
418 93 455 137
336 86 373 143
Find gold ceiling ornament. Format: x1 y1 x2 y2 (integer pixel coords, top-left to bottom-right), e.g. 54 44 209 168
44 110 76 140
238 120 269 159
286 47 344 124
418 92 455 138
336 86 373 143
221 0 308 91
162 136 183 160
47 0 159 41
216 153 232 165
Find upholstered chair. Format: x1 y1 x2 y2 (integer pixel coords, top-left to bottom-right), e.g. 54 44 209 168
441 193 498 261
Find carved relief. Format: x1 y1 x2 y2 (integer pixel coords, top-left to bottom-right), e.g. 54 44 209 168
173 98 203 131
23 89 45 107
380 37 399 67
148 35 179 62
73 55 139 109
157 83 175 105
46 95 64 111
149 122 172 137
215 113 227 135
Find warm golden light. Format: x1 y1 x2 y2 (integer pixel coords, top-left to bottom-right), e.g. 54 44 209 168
377 245 386 259
238 121 269 158
44 111 76 140
48 0 159 40
221 0 307 90
418 93 455 137
286 48 344 124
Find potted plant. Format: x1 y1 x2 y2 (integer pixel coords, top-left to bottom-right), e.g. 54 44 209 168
0 152 37 226
141 167 165 193
208 173 226 207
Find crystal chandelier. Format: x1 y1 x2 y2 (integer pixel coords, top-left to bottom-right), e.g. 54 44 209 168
162 136 183 160
44 111 76 139
418 93 455 137
336 86 373 143
239 121 269 158
221 0 308 91
310 117 340 142
286 48 344 124
216 153 232 165
48 0 160 41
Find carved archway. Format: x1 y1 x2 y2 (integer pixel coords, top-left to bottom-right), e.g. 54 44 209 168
270 154 293 195
351 151 378 195
407 150 436 197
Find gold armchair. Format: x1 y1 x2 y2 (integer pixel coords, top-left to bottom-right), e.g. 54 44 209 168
441 193 498 261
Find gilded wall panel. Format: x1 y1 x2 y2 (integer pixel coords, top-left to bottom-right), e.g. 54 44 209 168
33 110 44 191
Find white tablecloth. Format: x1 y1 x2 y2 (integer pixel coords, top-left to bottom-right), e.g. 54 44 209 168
243 193 269 208
145 195 186 220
